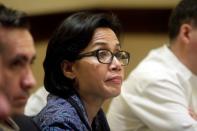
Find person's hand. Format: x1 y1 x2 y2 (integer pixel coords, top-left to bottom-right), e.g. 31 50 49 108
0 94 10 120
189 108 197 120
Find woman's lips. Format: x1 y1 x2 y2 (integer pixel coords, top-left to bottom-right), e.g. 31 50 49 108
105 76 122 84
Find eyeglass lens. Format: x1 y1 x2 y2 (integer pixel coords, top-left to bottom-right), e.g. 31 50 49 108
97 50 129 65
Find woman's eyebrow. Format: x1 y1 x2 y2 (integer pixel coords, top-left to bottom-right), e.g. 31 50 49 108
91 42 120 48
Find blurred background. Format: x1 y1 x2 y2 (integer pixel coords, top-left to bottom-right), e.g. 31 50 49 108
0 0 180 111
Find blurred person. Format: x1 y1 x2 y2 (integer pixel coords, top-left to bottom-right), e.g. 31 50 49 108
107 0 197 131
0 4 39 131
0 3 36 116
33 11 130 130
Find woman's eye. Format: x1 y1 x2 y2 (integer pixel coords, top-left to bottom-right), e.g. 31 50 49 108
98 51 110 59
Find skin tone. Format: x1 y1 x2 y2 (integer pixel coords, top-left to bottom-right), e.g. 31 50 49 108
0 93 10 119
170 23 197 74
62 27 124 125
0 59 10 119
170 23 197 120
0 27 36 115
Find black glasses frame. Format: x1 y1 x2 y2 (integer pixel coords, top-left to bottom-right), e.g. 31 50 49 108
76 49 130 66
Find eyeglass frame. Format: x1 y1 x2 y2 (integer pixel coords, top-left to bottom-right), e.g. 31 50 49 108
76 49 130 66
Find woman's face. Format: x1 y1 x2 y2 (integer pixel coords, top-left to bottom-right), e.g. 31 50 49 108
72 27 124 100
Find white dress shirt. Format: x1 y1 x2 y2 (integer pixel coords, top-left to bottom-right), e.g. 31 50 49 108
25 86 48 116
107 44 197 131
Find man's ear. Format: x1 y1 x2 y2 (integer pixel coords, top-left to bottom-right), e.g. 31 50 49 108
61 60 76 79
180 23 193 44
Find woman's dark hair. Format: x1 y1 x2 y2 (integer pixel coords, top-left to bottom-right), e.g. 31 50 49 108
168 0 197 41
43 10 122 97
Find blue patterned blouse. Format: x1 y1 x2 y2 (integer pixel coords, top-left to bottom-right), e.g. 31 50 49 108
33 94 110 131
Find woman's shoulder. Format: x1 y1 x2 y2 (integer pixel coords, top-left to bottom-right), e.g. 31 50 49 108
35 94 77 120
33 94 85 130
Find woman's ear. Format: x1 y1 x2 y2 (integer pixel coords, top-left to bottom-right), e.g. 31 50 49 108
61 60 76 79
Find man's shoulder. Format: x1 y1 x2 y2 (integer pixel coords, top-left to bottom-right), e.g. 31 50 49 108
130 59 174 82
12 115 40 131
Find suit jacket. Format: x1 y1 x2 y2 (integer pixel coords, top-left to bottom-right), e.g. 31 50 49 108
12 114 40 131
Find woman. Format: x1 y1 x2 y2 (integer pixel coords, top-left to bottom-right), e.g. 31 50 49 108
33 11 130 131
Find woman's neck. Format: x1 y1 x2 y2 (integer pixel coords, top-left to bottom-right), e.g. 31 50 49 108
81 95 104 125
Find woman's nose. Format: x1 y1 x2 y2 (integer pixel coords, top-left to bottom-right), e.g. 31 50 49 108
109 56 122 71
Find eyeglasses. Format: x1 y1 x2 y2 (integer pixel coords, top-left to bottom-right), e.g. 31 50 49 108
77 49 130 66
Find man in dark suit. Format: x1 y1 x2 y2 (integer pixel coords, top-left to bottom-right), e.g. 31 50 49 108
0 4 39 131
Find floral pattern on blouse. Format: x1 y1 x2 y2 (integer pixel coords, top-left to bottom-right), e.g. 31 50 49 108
33 94 109 131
